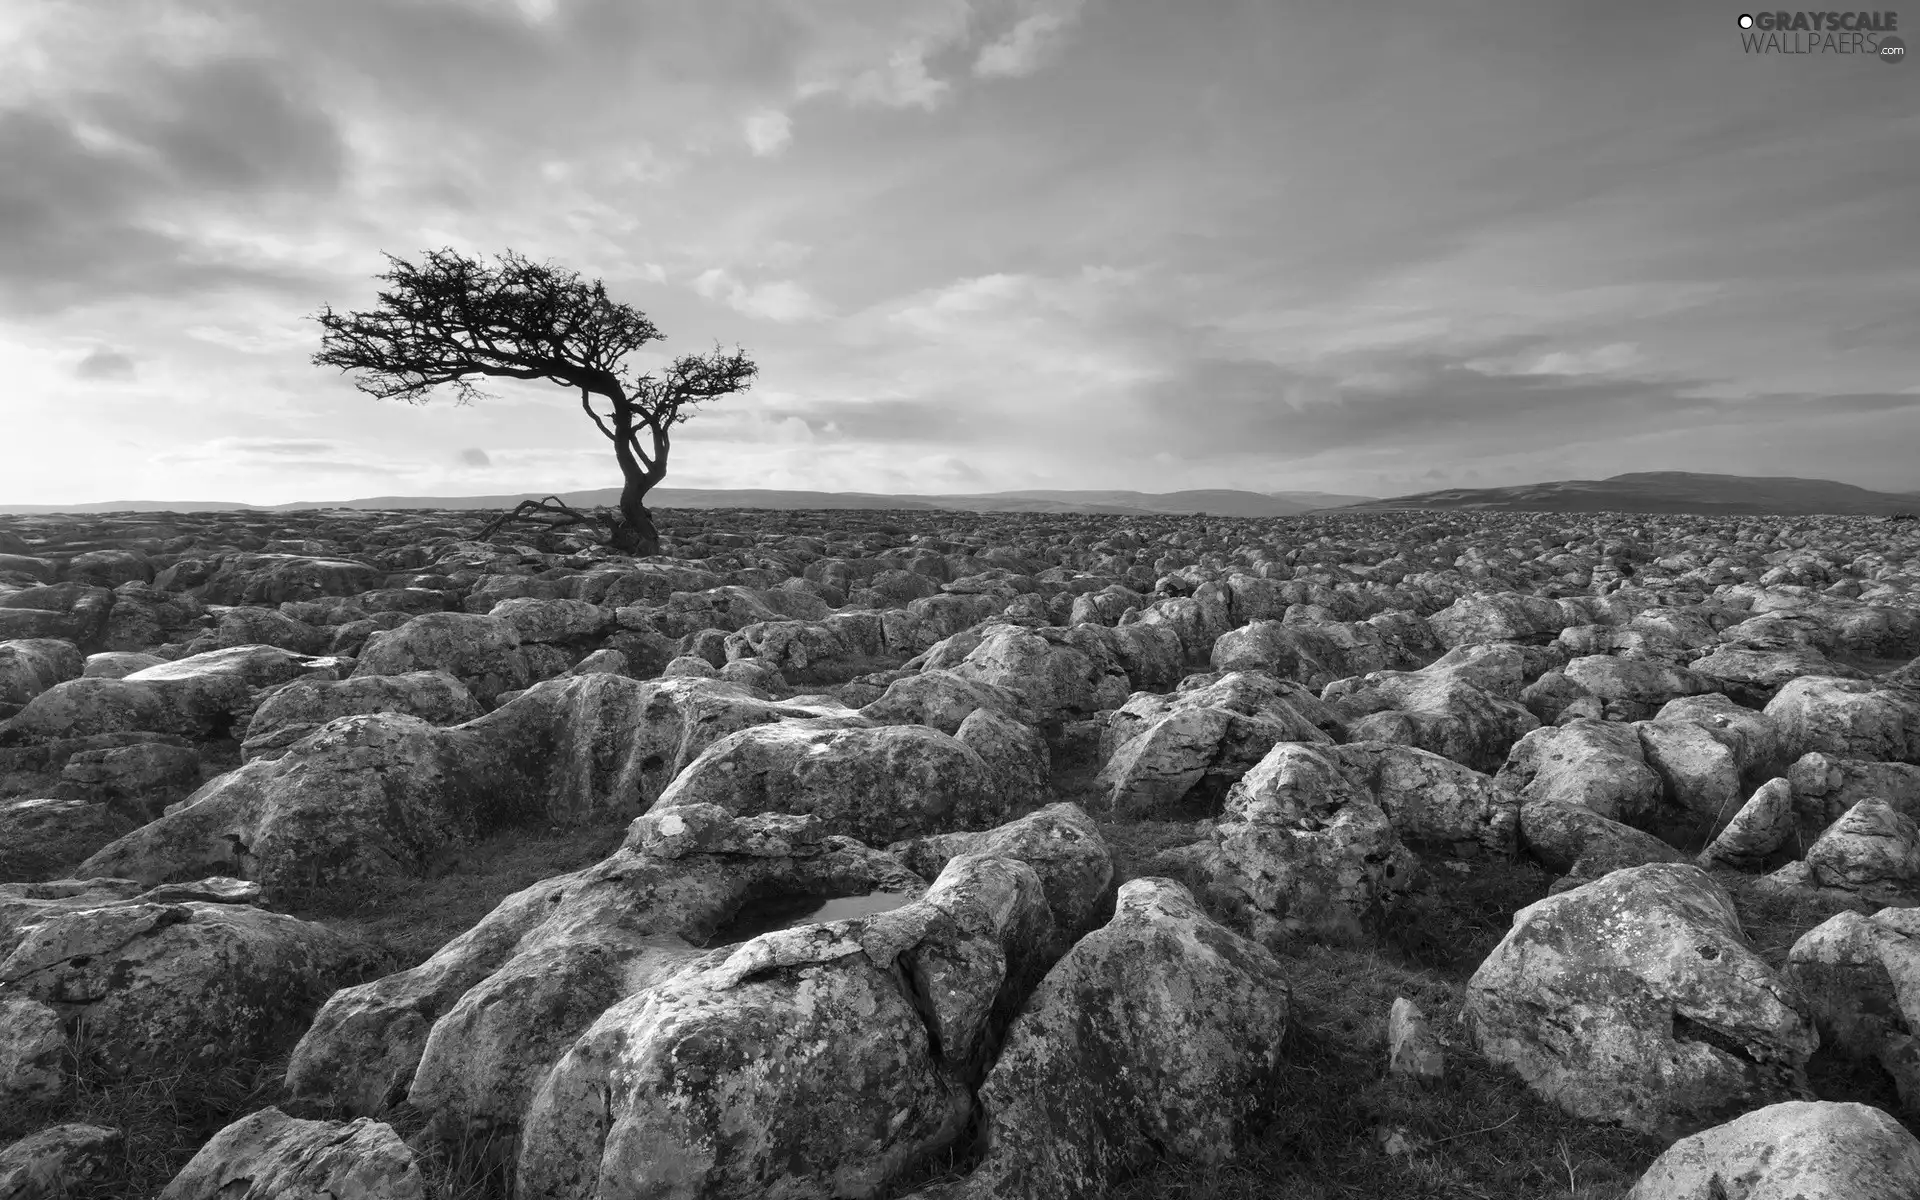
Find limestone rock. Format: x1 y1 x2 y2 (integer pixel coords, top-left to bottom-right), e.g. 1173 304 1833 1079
1763 797 1920 906
1624 1100 1920 1200
0 798 140 884
1497 719 1664 827
75 675 819 893
80 651 166 679
0 995 67 1111
1785 751 1920 848
891 802 1114 938
1696 779 1797 871
951 624 1131 726
350 612 530 706
0 891 378 1080
513 855 1053 1199
860 668 1022 735
1690 645 1866 707
1096 672 1335 819
1635 719 1745 829
54 741 203 821
0 1123 122 1200
286 809 920 1124
653 718 1015 846
1782 908 1920 1113
1387 996 1445 1085
905 878 1291 1200
158 1107 423 1200
0 646 346 743
1519 798 1688 888
0 639 83 708
1765 675 1920 765
1205 742 1420 942
1464 863 1814 1139
239 669 483 762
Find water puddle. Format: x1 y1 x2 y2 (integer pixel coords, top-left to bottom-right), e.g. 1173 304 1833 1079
700 889 916 950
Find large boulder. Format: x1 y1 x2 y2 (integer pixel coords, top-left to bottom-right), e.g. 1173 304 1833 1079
54 741 204 821
74 675 826 894
0 797 142 883
195 554 383 606
1427 592 1589 647
1695 779 1798 871
350 612 531 707
288 806 921 1136
1322 655 1539 773
859 668 1022 735
0 638 84 708
1519 797 1688 888
1782 907 1920 1112
184 605 327 656
1784 751 1920 848
1208 614 1431 691
950 625 1131 726
1634 719 1745 831
1652 693 1783 781
0 1123 122 1199
1623 1100 1920 1200
0 645 348 744
1464 863 1815 1139
1561 654 1713 722
1765 675 1920 765
486 596 614 645
652 718 1016 846
1201 742 1421 942
1690 645 1867 707
891 802 1114 939
1761 797 1920 906
1095 672 1335 819
158 1107 424 1200
906 878 1292 1200
239 669 484 762
1496 719 1664 827
0 879 378 1081
513 854 1054 1199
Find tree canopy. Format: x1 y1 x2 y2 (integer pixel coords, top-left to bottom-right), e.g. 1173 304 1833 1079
312 247 757 554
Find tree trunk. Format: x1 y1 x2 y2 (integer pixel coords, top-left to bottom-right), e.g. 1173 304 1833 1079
611 477 661 556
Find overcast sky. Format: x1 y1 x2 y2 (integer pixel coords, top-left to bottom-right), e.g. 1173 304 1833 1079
3 0 1916 505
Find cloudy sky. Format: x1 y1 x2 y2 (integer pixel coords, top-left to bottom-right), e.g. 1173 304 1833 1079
3 0 1916 505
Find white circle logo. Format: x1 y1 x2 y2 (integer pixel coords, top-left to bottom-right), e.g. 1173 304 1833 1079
1738 13 1754 28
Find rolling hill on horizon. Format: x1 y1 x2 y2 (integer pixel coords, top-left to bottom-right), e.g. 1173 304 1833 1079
1343 471 1920 516
0 487 1377 518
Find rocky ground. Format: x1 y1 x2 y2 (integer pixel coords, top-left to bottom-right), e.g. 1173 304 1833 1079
1 504 1918 1199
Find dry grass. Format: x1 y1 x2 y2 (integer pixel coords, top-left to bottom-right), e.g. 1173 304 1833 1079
271 813 635 970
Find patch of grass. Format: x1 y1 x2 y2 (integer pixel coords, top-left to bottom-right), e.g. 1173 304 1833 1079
1 1042 290 1199
1708 867 1876 970
274 815 634 969
1379 855 1555 979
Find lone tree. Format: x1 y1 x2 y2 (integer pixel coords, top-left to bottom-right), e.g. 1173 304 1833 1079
311 247 757 556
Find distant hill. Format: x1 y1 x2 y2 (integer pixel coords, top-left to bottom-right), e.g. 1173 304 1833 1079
0 487 1377 518
1343 471 1920 516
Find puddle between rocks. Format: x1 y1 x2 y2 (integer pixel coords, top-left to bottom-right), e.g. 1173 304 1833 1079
699 889 916 950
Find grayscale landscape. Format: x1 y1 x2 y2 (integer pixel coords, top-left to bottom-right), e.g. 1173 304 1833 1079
2 3 1918 1200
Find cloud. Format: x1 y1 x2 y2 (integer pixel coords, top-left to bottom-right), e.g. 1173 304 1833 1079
974 0 1086 78
74 348 134 379
0 53 340 314
456 446 493 467
743 109 792 157
692 268 830 322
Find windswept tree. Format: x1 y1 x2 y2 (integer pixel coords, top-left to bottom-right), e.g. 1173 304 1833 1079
311 247 757 556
